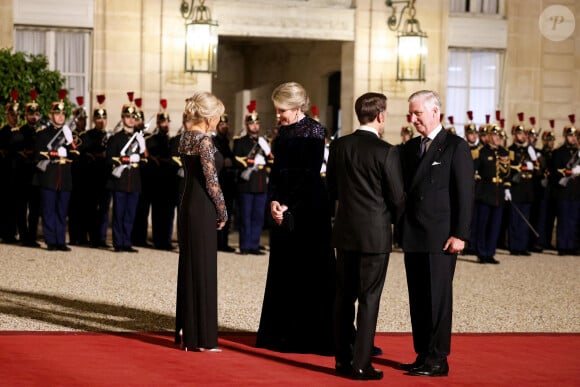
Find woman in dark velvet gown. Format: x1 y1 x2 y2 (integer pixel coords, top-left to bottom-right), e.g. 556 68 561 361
175 92 227 352
256 82 336 355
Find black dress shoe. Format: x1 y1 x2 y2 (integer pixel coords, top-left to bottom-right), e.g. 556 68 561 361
114 247 124 252
248 249 265 255
486 256 500 264
335 361 352 376
371 345 383 356
23 241 41 248
351 367 383 380
238 249 249 255
47 244 58 251
477 256 487 264
408 362 449 377
124 247 139 253
520 250 531 256
218 245 236 252
57 245 71 251
397 359 424 371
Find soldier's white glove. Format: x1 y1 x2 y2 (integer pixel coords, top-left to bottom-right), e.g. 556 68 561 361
572 165 580 175
129 154 140 163
541 177 548 188
558 177 568 187
526 161 534 170
136 132 146 153
62 125 74 145
527 145 537 161
258 136 271 155
253 153 266 166
57 146 67 157
504 189 512 201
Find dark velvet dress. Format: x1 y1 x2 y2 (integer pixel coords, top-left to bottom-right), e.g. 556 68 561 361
256 116 336 355
175 130 227 349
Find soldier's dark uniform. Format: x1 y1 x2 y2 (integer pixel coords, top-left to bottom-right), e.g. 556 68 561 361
33 91 79 251
213 114 237 252
505 115 536 255
0 92 20 243
130 100 153 248
68 96 90 245
106 95 145 252
77 95 111 248
463 110 480 255
534 128 557 250
548 121 580 256
146 103 178 250
233 109 271 255
473 124 510 264
10 91 42 247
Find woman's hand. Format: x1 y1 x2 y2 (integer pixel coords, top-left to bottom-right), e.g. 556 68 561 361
217 221 226 230
270 200 288 226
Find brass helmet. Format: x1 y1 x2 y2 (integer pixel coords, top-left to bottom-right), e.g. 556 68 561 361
563 114 576 136
511 112 525 135
245 100 259 123
93 94 107 119
24 89 40 115
4 89 19 115
542 120 555 142
121 91 137 118
156 98 170 123
464 110 477 134
527 116 538 137
311 105 320 122
49 89 67 114
134 98 144 121
446 115 456 135
479 114 490 136
73 96 87 119
401 114 414 136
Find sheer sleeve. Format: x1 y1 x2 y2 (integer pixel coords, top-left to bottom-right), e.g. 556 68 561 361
199 135 228 222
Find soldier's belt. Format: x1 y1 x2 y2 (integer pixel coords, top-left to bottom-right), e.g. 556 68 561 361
51 157 70 164
491 177 503 183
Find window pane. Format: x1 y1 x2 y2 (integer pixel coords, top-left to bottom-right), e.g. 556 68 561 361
450 0 467 12
470 52 497 87
447 87 468 136
14 29 46 55
448 50 469 86
470 88 495 123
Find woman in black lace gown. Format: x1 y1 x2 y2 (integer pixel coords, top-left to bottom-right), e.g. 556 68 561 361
175 92 227 352
256 82 336 355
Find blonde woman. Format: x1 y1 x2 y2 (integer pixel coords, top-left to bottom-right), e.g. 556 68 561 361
256 82 336 355
175 91 227 352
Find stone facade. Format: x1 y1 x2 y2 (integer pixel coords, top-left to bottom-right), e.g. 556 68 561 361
0 0 578 144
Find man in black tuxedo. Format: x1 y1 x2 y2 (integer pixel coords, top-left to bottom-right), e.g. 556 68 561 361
398 90 474 377
327 92 405 380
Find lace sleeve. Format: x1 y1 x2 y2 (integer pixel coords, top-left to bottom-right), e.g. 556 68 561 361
199 135 228 222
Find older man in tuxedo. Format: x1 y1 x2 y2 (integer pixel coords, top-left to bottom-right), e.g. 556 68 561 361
398 90 474 377
327 92 405 380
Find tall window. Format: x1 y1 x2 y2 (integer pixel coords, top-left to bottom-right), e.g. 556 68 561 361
450 0 499 14
446 49 503 137
14 27 91 110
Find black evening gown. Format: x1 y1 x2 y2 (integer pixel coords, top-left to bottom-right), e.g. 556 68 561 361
175 130 227 349
256 116 336 355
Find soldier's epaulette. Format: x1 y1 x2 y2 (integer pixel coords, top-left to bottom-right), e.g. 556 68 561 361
470 148 480 160
11 126 20 132
232 135 243 140
509 150 515 160
35 126 45 133
69 150 80 156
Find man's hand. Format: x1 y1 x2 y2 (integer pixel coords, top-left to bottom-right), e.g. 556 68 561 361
443 236 465 254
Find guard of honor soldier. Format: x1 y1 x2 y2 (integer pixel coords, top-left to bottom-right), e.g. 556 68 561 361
233 101 272 255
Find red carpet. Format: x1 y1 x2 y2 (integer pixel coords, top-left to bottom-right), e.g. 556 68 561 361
0 332 578 386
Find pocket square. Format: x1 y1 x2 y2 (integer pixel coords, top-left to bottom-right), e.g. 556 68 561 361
432 161 441 166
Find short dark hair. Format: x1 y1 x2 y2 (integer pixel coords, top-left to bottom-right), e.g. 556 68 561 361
355 92 387 125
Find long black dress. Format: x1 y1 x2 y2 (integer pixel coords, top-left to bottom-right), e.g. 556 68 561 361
175 130 227 349
256 115 336 355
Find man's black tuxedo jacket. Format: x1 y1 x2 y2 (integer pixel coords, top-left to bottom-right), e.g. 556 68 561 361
327 129 405 254
399 128 474 253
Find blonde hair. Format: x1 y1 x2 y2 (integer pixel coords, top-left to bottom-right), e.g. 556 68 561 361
184 91 225 125
271 82 310 112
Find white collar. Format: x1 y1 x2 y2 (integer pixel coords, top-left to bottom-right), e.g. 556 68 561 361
358 125 379 137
